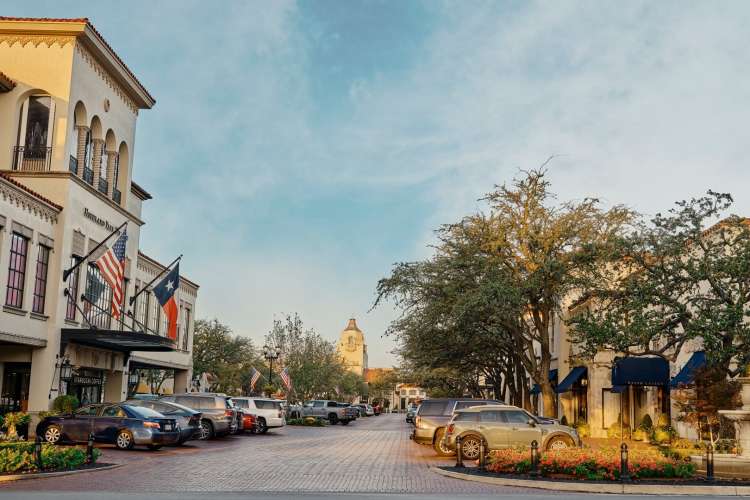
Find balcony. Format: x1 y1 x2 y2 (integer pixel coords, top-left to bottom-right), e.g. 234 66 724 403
98 177 108 195
69 155 78 174
113 188 122 205
12 146 52 172
82 166 94 185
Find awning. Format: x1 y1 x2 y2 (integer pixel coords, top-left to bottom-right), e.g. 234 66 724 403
670 351 707 388
556 366 587 394
530 369 558 395
61 328 175 354
611 357 669 387
611 385 627 394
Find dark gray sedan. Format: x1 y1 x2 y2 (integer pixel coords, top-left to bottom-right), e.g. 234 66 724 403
37 403 180 450
125 399 202 444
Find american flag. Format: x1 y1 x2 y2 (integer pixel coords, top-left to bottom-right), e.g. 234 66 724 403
250 367 261 391
95 230 127 319
280 367 292 390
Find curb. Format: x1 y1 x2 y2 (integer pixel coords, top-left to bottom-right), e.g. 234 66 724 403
431 467 750 496
0 463 122 483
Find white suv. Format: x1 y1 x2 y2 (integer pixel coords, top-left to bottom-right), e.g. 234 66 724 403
231 397 285 434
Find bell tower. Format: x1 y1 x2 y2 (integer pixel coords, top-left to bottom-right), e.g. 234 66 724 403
338 318 368 376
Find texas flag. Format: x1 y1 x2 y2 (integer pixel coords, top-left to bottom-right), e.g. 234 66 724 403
154 263 180 341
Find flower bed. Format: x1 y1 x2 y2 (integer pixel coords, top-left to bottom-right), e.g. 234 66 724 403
487 447 695 480
0 441 100 475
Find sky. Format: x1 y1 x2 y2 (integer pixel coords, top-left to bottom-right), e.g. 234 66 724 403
8 1 750 367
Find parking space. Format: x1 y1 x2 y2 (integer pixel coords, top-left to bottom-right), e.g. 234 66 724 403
0 414 533 494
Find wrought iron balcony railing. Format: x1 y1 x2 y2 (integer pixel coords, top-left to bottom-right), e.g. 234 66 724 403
83 166 94 185
12 146 52 172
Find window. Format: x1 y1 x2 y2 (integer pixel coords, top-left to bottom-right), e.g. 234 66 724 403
5 233 29 308
84 264 113 329
149 291 161 333
182 307 191 350
502 410 531 424
480 410 504 422
256 400 282 410
417 400 451 416
22 96 52 151
65 257 81 320
75 405 99 416
102 406 126 417
232 399 249 409
32 245 50 314
454 412 479 422
313 401 324 408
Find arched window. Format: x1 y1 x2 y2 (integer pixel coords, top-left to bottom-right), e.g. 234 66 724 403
13 94 55 171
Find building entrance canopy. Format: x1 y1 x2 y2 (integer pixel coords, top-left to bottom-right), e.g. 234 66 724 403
611 356 669 393
61 328 174 354
670 351 707 388
556 366 587 394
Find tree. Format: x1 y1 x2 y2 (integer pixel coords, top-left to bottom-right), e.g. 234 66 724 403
569 192 750 377
264 314 358 401
673 367 741 445
376 168 632 416
193 318 260 394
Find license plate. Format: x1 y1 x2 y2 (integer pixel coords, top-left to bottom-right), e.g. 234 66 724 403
164 424 172 431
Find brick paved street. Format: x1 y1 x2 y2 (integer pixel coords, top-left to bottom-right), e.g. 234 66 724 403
0 414 534 494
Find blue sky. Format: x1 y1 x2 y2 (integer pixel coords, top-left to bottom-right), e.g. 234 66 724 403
9 1 750 366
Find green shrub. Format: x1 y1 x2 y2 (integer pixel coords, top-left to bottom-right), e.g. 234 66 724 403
639 414 653 430
632 428 648 441
52 395 79 414
575 420 590 438
0 442 98 474
286 417 326 427
656 413 670 428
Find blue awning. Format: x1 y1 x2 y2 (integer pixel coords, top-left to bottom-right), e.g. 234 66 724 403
556 366 587 394
611 385 627 394
530 369 558 395
670 351 707 388
611 357 669 387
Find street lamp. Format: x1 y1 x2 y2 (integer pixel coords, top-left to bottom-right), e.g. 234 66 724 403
60 358 73 382
262 344 281 393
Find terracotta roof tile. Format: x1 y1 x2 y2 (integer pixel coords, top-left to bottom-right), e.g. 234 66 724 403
0 16 154 106
0 172 62 211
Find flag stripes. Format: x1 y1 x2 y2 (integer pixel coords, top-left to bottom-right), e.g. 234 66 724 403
94 231 127 319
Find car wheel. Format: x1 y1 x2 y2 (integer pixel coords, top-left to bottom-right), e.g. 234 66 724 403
115 430 134 450
43 424 62 444
199 419 214 440
256 418 268 434
328 413 338 425
460 434 483 461
147 444 162 451
546 435 574 451
433 428 455 457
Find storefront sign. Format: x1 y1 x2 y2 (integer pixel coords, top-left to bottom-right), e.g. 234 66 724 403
83 208 118 232
72 375 102 386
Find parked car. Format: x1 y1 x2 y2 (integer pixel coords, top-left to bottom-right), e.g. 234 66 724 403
411 398 500 456
336 402 359 421
286 402 304 419
443 404 581 460
238 410 256 433
406 404 418 424
372 403 382 415
38 403 180 450
125 399 202 444
355 403 374 417
302 400 356 425
161 393 237 439
231 397 286 434
131 393 160 401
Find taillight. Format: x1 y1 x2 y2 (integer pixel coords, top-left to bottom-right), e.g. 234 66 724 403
144 421 160 429
447 423 455 435
225 410 233 418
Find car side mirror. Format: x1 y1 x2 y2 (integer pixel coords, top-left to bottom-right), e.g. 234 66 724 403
527 418 537 427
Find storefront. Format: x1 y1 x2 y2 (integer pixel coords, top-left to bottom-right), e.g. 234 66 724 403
0 362 31 413
557 366 588 425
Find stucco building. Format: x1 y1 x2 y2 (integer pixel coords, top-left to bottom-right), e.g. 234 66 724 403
0 17 198 425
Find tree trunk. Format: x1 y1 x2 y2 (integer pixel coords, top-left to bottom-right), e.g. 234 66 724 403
540 381 558 418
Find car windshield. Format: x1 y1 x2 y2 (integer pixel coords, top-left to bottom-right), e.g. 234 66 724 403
127 406 165 419
231 399 249 409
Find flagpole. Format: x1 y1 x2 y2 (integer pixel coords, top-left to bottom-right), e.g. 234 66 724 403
63 221 128 282
128 254 182 306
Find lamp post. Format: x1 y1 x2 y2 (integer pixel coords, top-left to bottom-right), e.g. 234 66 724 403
59 357 73 396
262 344 281 394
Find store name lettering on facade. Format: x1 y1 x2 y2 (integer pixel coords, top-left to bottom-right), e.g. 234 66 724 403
83 208 118 232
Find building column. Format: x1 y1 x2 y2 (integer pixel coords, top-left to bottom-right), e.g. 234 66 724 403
173 368 191 394
91 138 104 188
104 368 128 403
75 125 89 176
105 151 117 197
27 345 59 438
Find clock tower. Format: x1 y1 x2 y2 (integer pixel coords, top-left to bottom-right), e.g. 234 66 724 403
337 318 368 376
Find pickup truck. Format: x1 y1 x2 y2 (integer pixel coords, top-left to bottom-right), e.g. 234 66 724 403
302 400 357 425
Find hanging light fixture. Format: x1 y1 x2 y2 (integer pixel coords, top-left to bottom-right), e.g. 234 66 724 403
60 358 73 382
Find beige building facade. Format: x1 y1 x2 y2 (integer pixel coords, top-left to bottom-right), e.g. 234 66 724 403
337 318 367 376
0 18 198 426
